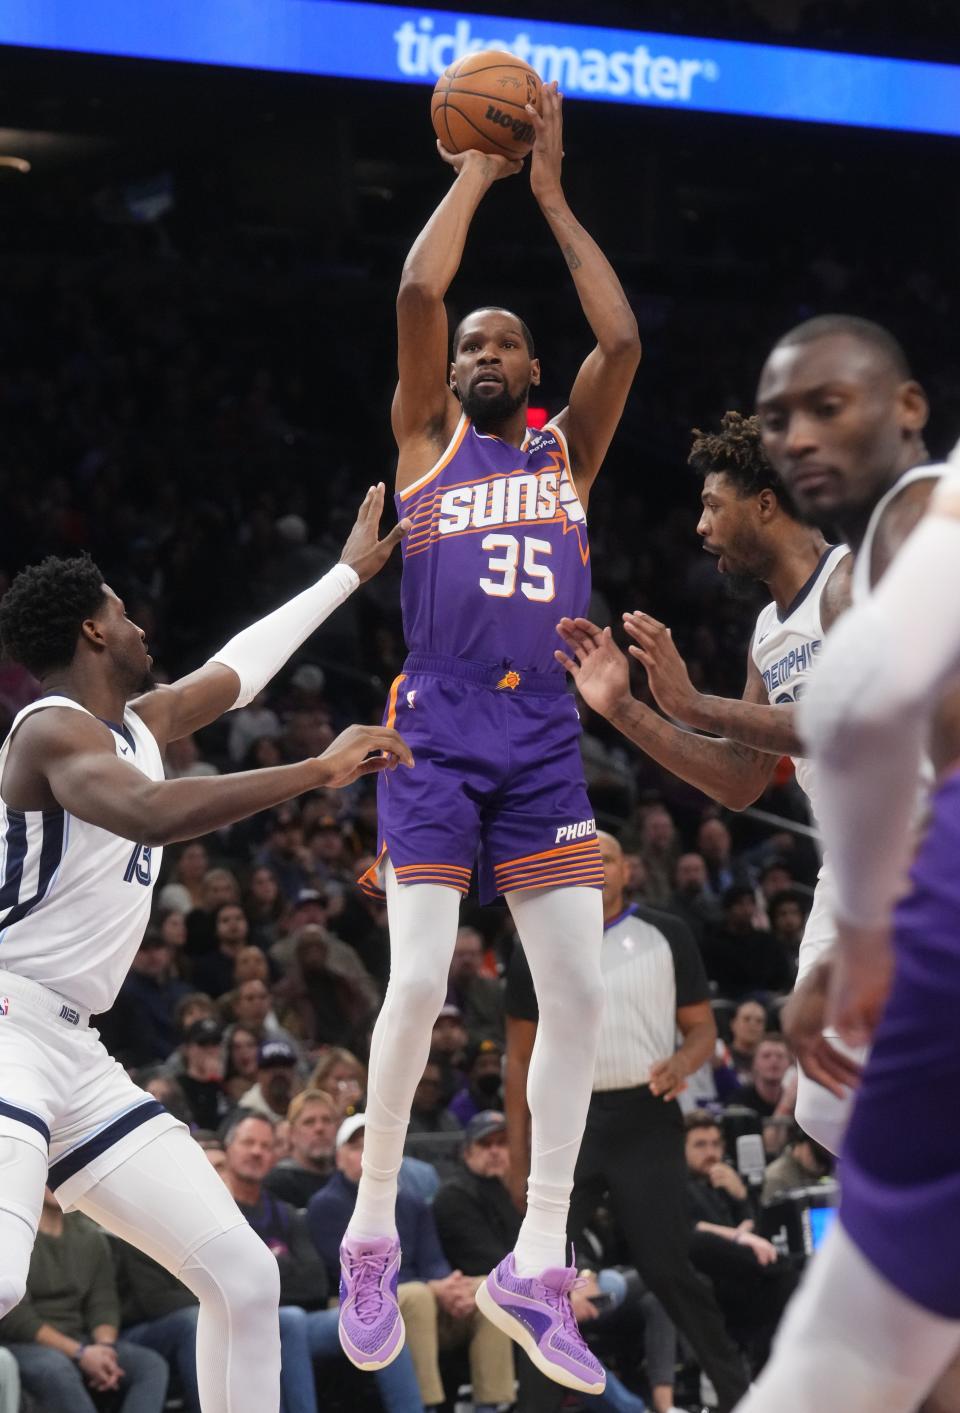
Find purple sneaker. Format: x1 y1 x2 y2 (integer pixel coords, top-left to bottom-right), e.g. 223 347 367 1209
475 1253 605 1394
338 1235 405 1370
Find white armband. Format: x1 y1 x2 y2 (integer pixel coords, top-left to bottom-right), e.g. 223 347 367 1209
799 498 960 928
210 563 359 709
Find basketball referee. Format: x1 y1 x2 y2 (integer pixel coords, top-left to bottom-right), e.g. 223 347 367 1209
505 832 749 1413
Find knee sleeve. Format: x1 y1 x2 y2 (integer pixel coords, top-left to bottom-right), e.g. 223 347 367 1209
181 1222 281 1316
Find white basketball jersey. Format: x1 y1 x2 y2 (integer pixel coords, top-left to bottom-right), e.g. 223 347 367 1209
852 462 948 604
751 544 850 824
0 696 164 1013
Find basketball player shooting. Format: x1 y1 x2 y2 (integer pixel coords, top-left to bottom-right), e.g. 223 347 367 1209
0 485 410 1413
343 83 641 1394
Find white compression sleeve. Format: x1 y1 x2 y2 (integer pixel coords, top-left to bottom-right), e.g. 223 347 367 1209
798 503 960 928
210 562 359 709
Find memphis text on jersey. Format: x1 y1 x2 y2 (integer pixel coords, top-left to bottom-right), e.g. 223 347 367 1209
760 638 822 699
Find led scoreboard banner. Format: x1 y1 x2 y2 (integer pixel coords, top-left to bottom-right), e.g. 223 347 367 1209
3 0 960 138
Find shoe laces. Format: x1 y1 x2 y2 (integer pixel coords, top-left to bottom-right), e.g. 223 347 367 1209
349 1250 391 1323
540 1272 588 1343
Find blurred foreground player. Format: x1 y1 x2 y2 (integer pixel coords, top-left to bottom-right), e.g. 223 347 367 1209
348 84 640 1394
736 320 958 1412
0 487 410 1413
553 412 855 1148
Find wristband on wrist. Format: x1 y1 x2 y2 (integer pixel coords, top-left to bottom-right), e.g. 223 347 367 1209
72 1343 88 1363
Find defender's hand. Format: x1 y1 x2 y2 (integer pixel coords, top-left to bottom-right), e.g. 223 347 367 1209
623 611 699 723
528 81 564 201
783 958 863 1099
339 484 410 584
827 921 894 1049
436 142 523 180
316 725 413 788
555 618 631 720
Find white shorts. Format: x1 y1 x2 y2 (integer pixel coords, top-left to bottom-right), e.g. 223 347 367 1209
796 864 837 982
0 969 184 1219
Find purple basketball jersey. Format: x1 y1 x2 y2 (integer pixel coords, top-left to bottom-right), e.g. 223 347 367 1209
397 414 590 675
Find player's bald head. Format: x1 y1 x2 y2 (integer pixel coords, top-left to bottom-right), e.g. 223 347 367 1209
771 314 911 383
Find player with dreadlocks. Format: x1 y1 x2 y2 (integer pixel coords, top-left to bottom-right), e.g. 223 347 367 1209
553 412 857 1151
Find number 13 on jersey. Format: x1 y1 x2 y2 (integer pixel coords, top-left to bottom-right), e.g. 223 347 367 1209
480 534 555 602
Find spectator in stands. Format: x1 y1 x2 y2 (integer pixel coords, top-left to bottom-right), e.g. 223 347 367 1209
157 840 210 914
99 928 191 1067
164 732 219 779
221 976 297 1048
244 864 288 951
684 1112 795 1369
140 1070 194 1126
274 923 379 1051
186 868 244 956
113 1238 202 1413
193 902 252 998
222 1022 261 1104
264 1088 339 1206
0 1188 168 1412
430 1004 469 1073
408 1059 462 1136
254 806 313 903
238 1038 304 1120
622 850 647 902
767 889 808 963
227 689 280 765
433 1112 654 1413
306 815 353 885
639 802 680 907
220 1111 425 1413
178 1018 232 1130
758 860 794 903
156 907 189 964
698 818 736 899
445 926 504 1044
307 1115 514 1412
737 1035 794 1118
668 852 722 947
728 999 768 1080
762 1125 834 1202
310 1046 367 1119
703 886 794 998
447 1039 503 1127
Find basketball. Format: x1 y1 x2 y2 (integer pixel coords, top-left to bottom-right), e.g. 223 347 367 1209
431 51 543 159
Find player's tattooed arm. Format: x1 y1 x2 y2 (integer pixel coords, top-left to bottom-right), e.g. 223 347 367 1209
555 618 776 810
526 83 640 498
623 612 803 757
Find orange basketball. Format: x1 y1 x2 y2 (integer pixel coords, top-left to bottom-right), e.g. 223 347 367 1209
431 51 542 159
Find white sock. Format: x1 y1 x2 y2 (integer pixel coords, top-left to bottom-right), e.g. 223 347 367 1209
347 863 461 1241
505 885 604 1276
736 1223 960 1413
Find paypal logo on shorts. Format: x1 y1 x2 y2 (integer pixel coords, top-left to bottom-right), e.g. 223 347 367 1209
393 16 718 102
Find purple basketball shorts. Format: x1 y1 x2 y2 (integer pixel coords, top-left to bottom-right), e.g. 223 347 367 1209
839 767 960 1317
359 654 602 903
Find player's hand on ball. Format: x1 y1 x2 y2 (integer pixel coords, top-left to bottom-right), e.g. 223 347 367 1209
436 141 522 180
555 617 631 719
783 958 863 1098
339 483 411 584
623 612 699 722
528 81 564 201
317 724 413 787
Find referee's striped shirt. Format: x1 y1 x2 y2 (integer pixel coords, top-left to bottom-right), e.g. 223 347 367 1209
506 903 710 1090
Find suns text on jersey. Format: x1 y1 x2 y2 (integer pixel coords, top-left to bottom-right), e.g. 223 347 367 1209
436 471 562 535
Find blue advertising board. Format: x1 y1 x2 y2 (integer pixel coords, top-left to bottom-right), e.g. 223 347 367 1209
3 1 959 138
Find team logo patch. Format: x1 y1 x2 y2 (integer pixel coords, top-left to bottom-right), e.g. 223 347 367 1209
58 1004 80 1026
0 997 9 1017
497 671 521 690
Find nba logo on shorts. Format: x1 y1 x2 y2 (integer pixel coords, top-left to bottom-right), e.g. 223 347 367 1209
0 997 9 1017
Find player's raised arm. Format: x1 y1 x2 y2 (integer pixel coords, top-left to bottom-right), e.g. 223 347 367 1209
29 709 411 848
133 483 409 747
529 84 640 499
393 147 521 474
555 618 776 811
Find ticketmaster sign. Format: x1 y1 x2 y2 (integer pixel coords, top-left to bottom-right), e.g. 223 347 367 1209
4 0 960 138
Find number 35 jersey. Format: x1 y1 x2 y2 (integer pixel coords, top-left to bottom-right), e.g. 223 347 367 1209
397 413 590 675
0 696 164 1013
